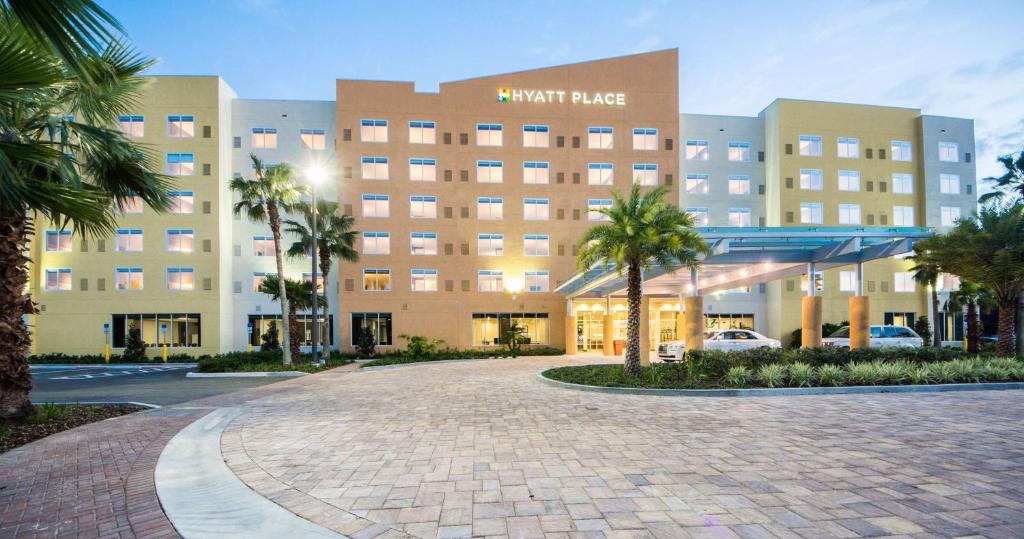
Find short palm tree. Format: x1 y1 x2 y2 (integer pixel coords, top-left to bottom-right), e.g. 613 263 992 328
576 185 709 376
979 147 1024 204
230 156 307 365
284 199 358 350
258 275 326 360
908 250 942 347
947 280 994 354
1 2 169 418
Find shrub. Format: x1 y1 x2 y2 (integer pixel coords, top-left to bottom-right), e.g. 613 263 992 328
909 366 933 385
846 362 883 386
123 327 147 362
788 362 815 387
399 334 445 357
757 364 786 388
261 321 280 351
356 327 376 357
816 364 845 386
724 366 753 388
877 360 912 385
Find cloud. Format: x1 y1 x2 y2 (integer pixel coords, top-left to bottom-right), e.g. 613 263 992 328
625 7 657 28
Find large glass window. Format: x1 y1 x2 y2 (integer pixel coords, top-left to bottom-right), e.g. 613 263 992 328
361 156 389 180
112 313 200 348
523 198 549 220
727 208 751 227
685 140 708 161
588 127 613 149
115 229 143 252
410 232 437 255
166 115 194 138
524 271 549 292
409 195 437 219
728 175 750 195
839 271 856 292
44 268 72 291
250 314 332 347
523 125 549 148
941 206 962 226
524 234 549 256
477 197 503 220
166 229 194 252
360 119 388 142
119 194 143 215
838 204 861 225
894 272 916 293
800 203 823 224
253 236 275 257
837 137 859 158
476 123 503 146
587 163 613 185
251 127 277 149
893 206 915 226
472 313 549 346
351 312 392 346
892 174 913 194
362 194 389 218
300 128 326 150
115 267 143 290
252 272 269 292
633 164 657 186
523 161 549 184
477 270 503 292
117 115 144 138
728 141 750 162
587 199 612 221
938 141 959 162
169 191 194 214
409 158 436 181
800 168 823 190
685 174 708 194
891 140 913 161
799 135 822 156
362 232 390 255
45 230 72 252
411 269 438 291
166 153 194 176
362 269 391 291
478 234 503 256
838 170 860 191
940 173 960 194
165 267 194 291
477 160 503 183
408 121 436 144
633 128 657 150
686 207 709 227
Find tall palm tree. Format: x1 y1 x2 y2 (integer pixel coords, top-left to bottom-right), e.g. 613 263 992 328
283 199 358 350
916 202 1024 357
258 275 326 361
0 2 168 418
909 250 942 347
230 156 307 365
979 147 1024 204
576 185 709 376
947 280 995 354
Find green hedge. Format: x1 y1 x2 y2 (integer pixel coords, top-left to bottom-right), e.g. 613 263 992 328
361 346 565 368
28 352 200 364
196 350 353 373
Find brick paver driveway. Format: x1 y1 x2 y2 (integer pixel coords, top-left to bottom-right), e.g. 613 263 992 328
224 356 1024 539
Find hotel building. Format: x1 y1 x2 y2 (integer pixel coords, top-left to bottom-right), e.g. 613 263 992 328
27 50 978 356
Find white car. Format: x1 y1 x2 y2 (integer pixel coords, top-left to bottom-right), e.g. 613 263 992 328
657 329 781 362
822 325 923 349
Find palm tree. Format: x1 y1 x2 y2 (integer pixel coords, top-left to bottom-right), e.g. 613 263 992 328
947 280 994 354
576 185 709 376
915 202 1024 357
258 275 326 360
230 156 307 365
979 147 1024 204
1 2 169 418
908 250 942 347
283 199 358 351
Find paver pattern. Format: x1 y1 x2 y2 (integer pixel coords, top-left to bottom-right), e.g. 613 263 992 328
226 356 1024 539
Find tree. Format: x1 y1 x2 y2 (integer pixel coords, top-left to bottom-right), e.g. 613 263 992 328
260 321 280 351
0 1 169 417
576 185 709 376
979 147 1024 204
915 202 1024 357
909 251 942 346
284 199 358 351
230 156 306 365
356 326 376 358
913 316 933 346
258 274 325 361
501 320 528 356
947 280 995 354
122 326 146 362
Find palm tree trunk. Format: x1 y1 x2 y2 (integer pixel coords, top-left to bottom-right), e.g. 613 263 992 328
288 308 301 360
268 205 292 365
996 299 1016 357
624 263 642 377
319 253 331 353
0 212 36 418
966 300 980 354
931 288 941 347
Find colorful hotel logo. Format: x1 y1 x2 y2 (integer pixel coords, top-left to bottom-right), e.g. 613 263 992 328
497 87 512 103
496 87 625 106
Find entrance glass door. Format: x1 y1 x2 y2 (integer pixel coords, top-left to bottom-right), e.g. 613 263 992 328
576 311 605 351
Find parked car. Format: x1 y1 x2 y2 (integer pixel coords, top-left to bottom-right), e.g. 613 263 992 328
822 325 923 349
657 329 781 362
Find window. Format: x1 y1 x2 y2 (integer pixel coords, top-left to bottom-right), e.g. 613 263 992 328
837 137 859 159
169 191 194 214
408 121 436 144
119 194 143 214
478 270 503 292
115 229 143 252
587 199 612 221
166 153 194 176
893 206 915 226
892 174 913 194
44 268 72 291
588 127 613 149
117 115 144 138
892 140 913 161
361 194 389 218
801 272 824 292
477 197 503 220
361 157 389 180
112 313 201 348
409 158 436 181
411 269 438 291
166 267 194 291
166 229 194 252
728 175 750 195
360 119 388 142
410 232 437 255
800 169 823 190
478 234 503 256
633 164 657 186
477 160 503 183
839 271 856 292
523 198 549 220
941 206 962 227
300 128 326 150
362 269 391 291
686 208 709 227
940 173 960 194
253 236 275 257
838 170 860 191
728 141 750 162
685 140 709 161
633 128 657 150
838 204 861 225
476 123 503 146
44 230 72 252
894 272 916 293
302 272 326 294
115 267 143 290
351 312 392 345
800 203 823 224
252 272 270 292
525 271 549 292
587 163 614 185
523 125 549 148
938 141 959 162
472 313 549 345
362 232 390 255
251 128 277 149
524 234 549 256
685 174 709 194
728 208 752 227
799 135 822 156
409 195 437 219
167 115 194 138
523 161 549 184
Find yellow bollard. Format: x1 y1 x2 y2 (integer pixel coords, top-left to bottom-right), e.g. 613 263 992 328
162 344 168 362
104 343 110 363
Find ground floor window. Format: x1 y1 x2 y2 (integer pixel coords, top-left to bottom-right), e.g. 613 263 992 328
352 312 392 346
884 311 916 328
705 313 754 332
472 313 549 346
111 313 200 348
936 310 965 342
248 314 333 347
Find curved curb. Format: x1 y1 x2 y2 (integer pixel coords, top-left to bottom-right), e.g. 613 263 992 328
537 369 1024 397
30 400 161 409
359 353 576 372
186 371 308 378
155 408 342 538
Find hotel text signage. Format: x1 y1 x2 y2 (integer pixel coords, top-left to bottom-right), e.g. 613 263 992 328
498 87 625 106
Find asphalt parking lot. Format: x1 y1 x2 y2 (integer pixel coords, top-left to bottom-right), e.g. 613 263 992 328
29 364 286 406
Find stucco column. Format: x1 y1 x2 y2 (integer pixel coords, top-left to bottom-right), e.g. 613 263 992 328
849 296 870 349
682 296 704 351
564 300 577 356
801 296 823 348
639 295 651 366
602 314 614 356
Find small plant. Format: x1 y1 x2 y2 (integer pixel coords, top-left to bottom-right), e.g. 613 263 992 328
757 364 786 388
261 321 281 351
500 321 529 356
788 362 815 387
877 360 912 385
123 326 147 362
399 334 445 357
816 364 845 386
724 366 753 388
846 362 883 386
909 366 933 385
914 316 933 345
29 403 65 424
356 326 377 357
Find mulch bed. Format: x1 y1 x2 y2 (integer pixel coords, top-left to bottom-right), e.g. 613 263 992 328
0 404 146 454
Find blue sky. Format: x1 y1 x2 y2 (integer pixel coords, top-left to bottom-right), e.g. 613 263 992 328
107 0 1024 183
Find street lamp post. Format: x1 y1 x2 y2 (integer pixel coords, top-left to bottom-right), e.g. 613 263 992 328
307 165 327 365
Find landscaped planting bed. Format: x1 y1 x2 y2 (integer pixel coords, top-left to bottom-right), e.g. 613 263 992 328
361 347 565 368
195 350 353 373
1 403 145 454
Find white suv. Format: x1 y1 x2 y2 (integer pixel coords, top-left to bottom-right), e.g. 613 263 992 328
657 330 781 362
822 325 923 349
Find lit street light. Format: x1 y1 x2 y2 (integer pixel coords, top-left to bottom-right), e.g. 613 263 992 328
307 164 327 365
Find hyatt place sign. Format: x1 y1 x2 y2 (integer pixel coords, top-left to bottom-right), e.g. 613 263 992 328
497 88 625 106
